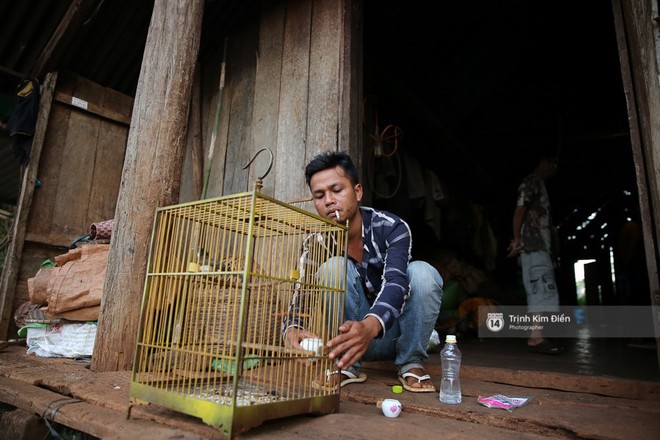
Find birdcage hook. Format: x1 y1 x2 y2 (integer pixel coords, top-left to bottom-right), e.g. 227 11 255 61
243 148 274 191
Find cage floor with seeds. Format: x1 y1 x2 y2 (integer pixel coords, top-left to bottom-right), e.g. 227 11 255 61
130 189 347 437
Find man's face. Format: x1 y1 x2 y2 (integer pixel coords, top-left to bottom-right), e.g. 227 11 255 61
309 165 362 223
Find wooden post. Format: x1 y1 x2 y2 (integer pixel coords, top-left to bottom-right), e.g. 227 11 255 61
0 73 57 339
90 0 204 372
611 0 660 369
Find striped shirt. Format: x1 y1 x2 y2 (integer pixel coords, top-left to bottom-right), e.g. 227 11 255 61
283 206 412 338
357 207 412 333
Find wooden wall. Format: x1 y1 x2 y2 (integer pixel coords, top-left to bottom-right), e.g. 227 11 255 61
1 0 362 351
179 0 362 205
0 71 132 338
26 72 131 245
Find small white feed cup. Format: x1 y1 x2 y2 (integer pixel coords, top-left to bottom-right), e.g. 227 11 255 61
379 398 402 418
300 338 324 361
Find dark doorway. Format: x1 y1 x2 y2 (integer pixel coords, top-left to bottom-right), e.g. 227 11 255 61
361 0 646 308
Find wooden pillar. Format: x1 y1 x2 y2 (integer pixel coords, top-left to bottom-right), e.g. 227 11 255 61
90 0 204 372
611 0 660 369
0 73 57 340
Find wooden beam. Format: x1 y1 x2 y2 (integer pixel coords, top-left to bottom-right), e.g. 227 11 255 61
0 64 25 79
53 90 132 125
0 376 207 439
0 73 57 340
30 0 100 78
90 0 204 372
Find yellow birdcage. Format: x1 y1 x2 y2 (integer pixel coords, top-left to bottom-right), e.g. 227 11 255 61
129 185 347 438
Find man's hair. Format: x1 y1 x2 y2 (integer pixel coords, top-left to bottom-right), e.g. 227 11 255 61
304 151 359 186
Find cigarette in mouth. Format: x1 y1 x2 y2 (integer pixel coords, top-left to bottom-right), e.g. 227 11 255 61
335 211 340 221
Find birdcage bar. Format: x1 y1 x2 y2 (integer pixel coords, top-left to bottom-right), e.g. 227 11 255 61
131 189 347 437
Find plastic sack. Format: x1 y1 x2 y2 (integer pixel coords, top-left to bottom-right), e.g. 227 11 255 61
427 329 441 351
477 394 532 412
26 244 108 321
23 322 97 358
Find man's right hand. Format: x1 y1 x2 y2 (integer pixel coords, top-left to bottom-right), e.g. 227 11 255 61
507 238 522 257
283 327 319 350
326 317 380 370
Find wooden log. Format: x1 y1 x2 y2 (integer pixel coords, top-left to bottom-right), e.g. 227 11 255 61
0 376 207 439
91 1 204 372
0 408 49 440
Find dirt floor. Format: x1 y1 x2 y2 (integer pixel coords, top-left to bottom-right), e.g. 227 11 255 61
1 336 659 439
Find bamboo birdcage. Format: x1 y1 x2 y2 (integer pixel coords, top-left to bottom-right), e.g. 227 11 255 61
130 186 347 438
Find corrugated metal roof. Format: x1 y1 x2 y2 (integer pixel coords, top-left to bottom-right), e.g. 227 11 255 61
0 0 154 204
0 0 256 205
1 1 71 79
0 0 153 98
1 0 260 96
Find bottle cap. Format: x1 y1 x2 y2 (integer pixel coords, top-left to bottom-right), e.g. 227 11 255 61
392 385 403 394
445 334 457 343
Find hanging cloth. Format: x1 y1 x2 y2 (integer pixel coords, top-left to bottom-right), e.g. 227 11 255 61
6 78 40 166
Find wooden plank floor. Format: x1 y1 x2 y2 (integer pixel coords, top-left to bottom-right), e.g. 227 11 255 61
1 338 659 439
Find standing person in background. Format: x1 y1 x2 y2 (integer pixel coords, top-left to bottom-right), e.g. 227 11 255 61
284 151 444 392
507 152 564 354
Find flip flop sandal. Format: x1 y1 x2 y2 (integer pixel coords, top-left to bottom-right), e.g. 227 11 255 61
399 371 436 393
312 369 367 391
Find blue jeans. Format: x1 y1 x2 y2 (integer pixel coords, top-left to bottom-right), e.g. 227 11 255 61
319 257 443 376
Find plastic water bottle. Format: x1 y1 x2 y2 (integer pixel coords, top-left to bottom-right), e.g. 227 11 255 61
439 334 462 404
